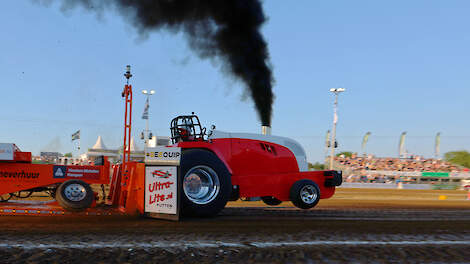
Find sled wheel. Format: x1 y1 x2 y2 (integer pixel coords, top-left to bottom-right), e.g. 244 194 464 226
56 180 94 212
290 179 320 209
261 196 282 206
0 193 12 202
180 149 231 217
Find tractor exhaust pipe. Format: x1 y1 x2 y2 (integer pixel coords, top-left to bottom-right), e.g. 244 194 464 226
261 125 271 135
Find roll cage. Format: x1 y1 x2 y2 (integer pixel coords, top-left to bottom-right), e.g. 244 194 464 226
170 114 206 144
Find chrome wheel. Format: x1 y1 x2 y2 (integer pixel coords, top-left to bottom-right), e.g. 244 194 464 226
300 185 318 204
183 165 220 205
64 183 87 202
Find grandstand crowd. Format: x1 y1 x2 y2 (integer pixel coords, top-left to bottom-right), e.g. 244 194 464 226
334 153 467 183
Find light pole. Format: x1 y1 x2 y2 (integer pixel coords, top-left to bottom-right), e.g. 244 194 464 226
142 89 155 150
329 88 346 170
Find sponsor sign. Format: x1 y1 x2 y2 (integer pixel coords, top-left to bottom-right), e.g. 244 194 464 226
363 170 462 178
363 170 421 177
145 166 178 216
0 143 14 161
0 170 40 180
53 165 100 179
450 172 470 179
145 147 181 165
53 166 66 178
421 172 449 178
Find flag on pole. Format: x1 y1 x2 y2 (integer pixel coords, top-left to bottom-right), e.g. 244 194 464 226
71 130 80 141
361 132 371 153
142 97 149 120
399 132 407 157
435 132 441 158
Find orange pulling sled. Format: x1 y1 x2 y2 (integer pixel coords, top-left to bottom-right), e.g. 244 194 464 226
0 66 146 216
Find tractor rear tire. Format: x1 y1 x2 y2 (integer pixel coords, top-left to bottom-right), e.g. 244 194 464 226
56 180 94 212
180 149 231 217
290 179 320 209
261 196 282 206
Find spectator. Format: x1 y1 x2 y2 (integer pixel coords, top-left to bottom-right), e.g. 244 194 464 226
335 154 463 183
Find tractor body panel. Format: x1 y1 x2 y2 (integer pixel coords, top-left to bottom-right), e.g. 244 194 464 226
176 136 339 202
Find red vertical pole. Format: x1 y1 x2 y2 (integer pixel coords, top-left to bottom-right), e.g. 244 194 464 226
122 84 132 165
120 66 133 209
122 85 132 186
123 85 128 166
128 86 132 162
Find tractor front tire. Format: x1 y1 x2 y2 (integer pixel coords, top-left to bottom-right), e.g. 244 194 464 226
290 179 320 209
56 180 94 212
180 149 231 217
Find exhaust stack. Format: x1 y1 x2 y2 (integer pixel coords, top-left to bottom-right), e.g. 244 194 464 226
261 125 271 135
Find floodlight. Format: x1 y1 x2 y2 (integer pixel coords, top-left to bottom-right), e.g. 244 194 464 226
330 88 346 93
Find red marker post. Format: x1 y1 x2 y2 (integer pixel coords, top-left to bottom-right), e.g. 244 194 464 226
465 185 470 201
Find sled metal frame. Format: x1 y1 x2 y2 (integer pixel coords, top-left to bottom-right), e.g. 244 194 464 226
0 161 146 217
0 66 146 217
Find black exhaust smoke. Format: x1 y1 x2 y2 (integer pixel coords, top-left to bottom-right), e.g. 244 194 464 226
40 0 274 126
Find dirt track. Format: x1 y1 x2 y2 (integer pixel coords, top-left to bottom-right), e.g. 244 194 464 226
0 188 469 263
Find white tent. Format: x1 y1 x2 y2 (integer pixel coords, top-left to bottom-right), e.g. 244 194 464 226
86 135 118 160
129 137 139 152
91 136 108 150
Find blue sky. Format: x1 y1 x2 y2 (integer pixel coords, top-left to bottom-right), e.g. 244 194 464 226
1 0 470 163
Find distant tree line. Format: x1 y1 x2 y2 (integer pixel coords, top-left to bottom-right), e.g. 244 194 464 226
308 152 353 170
308 162 325 171
444 150 470 168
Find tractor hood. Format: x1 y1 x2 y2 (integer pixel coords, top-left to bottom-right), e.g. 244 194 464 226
209 130 309 172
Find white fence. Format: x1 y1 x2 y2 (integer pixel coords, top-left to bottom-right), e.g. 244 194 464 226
339 183 432 190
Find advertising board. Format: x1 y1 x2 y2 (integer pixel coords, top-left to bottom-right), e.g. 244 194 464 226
421 172 449 178
144 146 181 220
144 146 181 165
145 166 179 220
53 165 101 180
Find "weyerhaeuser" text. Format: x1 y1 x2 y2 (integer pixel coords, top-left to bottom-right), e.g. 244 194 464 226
0 171 40 179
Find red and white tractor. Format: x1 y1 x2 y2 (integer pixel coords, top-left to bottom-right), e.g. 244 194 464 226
170 114 342 217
